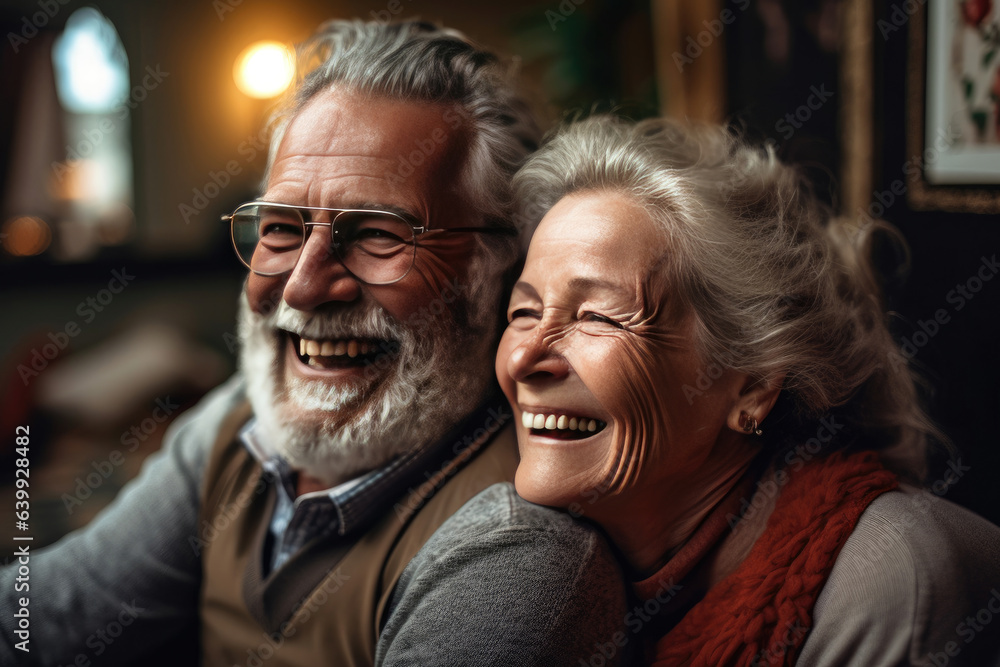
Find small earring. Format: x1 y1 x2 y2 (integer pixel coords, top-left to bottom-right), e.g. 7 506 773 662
739 411 763 436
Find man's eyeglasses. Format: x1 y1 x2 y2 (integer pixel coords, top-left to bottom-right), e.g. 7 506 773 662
223 202 515 285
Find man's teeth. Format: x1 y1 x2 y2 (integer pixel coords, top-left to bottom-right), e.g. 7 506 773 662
299 337 373 359
520 411 603 433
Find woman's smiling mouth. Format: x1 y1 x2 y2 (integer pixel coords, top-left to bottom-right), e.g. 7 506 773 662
520 409 608 440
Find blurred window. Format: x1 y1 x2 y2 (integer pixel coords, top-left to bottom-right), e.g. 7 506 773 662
1 7 135 262
48 7 135 260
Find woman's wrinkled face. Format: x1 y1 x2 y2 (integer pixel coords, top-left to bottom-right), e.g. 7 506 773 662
497 191 747 509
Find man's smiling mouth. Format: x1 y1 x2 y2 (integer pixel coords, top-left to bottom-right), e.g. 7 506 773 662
287 332 399 370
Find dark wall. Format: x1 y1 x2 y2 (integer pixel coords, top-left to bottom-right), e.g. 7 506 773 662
874 3 1000 526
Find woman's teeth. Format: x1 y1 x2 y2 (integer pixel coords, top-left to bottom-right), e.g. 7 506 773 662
520 411 605 434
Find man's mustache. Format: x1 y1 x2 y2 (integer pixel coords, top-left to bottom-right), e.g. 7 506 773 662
255 298 408 344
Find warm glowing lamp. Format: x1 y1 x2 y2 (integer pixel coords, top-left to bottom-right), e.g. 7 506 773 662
2 216 52 257
234 41 295 99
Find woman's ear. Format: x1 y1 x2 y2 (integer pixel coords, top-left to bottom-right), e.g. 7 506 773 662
726 373 785 434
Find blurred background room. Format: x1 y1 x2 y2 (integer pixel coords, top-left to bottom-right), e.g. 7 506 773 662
0 0 998 558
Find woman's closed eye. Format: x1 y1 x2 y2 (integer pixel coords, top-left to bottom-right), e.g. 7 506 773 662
509 308 541 323
582 312 624 329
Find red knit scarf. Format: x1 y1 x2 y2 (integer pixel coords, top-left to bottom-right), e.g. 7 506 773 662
638 450 898 666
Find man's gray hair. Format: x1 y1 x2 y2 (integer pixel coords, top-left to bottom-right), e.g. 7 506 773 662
514 115 944 480
268 19 539 231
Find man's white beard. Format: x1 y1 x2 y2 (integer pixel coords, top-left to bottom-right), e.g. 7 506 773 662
238 290 495 486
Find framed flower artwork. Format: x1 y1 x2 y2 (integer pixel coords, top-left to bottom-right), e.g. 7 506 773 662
905 0 1000 211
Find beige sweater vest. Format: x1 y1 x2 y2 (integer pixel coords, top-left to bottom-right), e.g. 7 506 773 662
197 402 518 666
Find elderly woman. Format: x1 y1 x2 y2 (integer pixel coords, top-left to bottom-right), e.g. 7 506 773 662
498 116 1000 666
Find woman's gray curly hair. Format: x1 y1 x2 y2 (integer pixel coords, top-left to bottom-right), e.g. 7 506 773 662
513 115 944 481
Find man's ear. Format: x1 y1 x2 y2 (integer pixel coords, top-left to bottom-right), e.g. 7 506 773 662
726 373 786 434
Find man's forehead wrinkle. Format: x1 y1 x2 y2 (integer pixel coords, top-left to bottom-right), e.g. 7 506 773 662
265 159 422 213
275 152 395 160
269 139 448 199
268 154 396 176
279 128 394 158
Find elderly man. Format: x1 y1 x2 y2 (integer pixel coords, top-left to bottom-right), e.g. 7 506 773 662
0 20 626 667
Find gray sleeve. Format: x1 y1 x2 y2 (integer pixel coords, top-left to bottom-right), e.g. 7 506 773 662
797 488 1000 667
0 375 246 666
375 482 630 667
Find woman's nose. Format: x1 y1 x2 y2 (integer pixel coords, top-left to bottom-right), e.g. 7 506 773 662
505 325 571 384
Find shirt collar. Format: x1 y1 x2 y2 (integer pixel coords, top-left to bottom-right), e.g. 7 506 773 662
239 389 511 537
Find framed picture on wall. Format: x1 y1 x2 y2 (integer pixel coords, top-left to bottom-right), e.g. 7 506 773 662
906 0 1000 211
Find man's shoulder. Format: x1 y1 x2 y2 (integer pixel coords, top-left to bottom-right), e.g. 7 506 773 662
170 373 249 437
799 487 1000 666
147 373 250 495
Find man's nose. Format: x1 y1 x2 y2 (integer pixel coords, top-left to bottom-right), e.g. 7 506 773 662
281 227 362 310
506 324 570 384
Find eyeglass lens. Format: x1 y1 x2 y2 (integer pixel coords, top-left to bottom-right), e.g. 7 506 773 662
231 204 418 284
